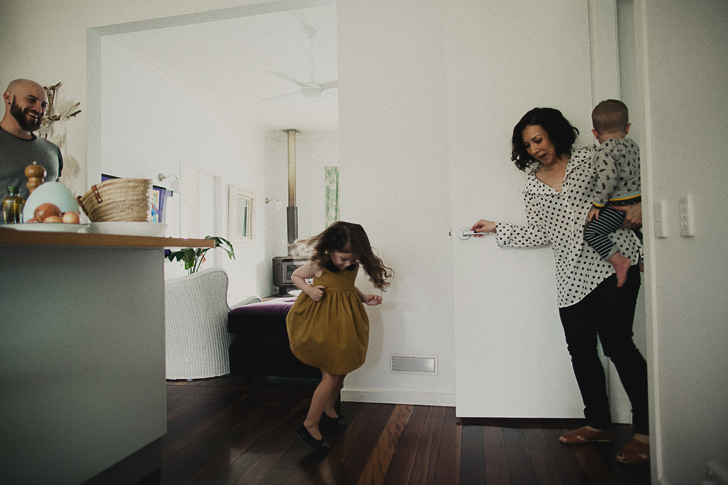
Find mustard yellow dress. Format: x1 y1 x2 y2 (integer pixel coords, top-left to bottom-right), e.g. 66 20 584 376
286 261 369 375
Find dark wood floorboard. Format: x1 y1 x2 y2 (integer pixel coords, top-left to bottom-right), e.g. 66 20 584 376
138 375 650 485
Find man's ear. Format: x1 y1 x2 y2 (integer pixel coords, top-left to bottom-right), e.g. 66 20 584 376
591 128 599 140
625 123 631 135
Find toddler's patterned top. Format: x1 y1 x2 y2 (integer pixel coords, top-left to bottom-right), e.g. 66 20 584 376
494 146 642 308
592 138 641 208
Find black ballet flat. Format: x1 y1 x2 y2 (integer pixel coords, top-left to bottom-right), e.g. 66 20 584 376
321 412 346 429
297 425 330 452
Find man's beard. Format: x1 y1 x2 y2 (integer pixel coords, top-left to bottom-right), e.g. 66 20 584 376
10 97 43 133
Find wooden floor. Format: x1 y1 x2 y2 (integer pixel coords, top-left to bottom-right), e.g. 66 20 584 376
140 375 651 485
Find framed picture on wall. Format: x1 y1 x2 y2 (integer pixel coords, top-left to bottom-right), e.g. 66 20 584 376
228 185 255 243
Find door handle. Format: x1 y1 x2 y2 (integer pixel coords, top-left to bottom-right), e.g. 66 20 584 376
454 226 492 240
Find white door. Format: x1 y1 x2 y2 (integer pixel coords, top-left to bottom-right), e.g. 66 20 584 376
446 0 597 418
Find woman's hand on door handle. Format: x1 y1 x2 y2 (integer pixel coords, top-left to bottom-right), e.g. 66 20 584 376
470 219 496 235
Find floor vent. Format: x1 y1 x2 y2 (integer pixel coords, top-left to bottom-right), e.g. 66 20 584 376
391 355 437 374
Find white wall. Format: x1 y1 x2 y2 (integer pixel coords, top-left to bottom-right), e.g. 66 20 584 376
635 0 728 482
337 0 455 405
97 33 270 302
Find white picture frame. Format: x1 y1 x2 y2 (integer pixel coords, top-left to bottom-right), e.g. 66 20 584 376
228 185 255 243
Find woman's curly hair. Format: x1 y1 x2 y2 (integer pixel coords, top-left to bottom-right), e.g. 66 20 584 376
511 107 580 171
295 221 393 290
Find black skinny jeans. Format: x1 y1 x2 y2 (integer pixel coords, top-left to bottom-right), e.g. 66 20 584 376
558 265 648 435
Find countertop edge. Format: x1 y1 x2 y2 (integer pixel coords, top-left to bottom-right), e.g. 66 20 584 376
0 229 214 248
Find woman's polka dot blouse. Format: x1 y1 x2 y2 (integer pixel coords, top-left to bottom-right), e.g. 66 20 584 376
494 146 642 308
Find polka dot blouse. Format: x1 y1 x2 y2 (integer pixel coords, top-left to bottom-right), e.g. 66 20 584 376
494 146 642 308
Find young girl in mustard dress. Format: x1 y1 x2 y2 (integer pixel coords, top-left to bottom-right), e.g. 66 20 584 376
286 221 392 452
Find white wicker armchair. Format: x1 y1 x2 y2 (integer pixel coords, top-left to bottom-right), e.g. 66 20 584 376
164 267 260 380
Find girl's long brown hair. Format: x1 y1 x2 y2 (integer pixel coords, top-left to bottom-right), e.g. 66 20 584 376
295 221 393 290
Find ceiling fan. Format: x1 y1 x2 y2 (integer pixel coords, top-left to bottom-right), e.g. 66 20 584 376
263 24 337 101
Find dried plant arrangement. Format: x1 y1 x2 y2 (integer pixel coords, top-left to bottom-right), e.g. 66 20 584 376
40 82 81 139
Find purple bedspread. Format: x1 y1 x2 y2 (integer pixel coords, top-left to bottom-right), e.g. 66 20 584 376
229 297 297 316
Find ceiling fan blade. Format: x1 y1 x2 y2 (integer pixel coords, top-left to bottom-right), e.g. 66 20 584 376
262 90 300 101
268 71 308 88
319 80 338 91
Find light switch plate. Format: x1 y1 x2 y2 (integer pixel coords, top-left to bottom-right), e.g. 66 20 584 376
679 194 695 237
653 200 668 238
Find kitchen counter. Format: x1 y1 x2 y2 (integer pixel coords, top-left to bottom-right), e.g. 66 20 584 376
0 228 212 484
0 226 214 248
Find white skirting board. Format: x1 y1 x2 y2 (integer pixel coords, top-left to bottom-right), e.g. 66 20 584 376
341 389 456 407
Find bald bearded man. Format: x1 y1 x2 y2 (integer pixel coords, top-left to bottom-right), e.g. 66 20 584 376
0 79 63 204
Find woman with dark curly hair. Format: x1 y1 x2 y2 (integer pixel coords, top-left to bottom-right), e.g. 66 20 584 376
470 107 649 464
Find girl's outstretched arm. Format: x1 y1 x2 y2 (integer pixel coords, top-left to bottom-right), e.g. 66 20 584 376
355 286 382 306
291 263 326 301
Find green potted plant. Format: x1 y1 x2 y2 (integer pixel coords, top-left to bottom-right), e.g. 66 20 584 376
165 236 235 274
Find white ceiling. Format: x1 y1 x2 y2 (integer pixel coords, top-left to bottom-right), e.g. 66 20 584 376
109 3 338 135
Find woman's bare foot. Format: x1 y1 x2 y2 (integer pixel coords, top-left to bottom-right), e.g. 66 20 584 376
616 434 649 464
609 252 631 287
559 425 613 444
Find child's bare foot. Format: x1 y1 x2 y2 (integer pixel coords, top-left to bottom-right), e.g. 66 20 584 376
609 252 631 287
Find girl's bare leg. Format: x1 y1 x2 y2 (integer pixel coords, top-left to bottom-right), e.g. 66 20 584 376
304 371 345 439
324 375 345 418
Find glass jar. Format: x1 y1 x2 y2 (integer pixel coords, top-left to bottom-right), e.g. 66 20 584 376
2 186 25 224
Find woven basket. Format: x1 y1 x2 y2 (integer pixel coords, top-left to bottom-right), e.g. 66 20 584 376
77 178 153 222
